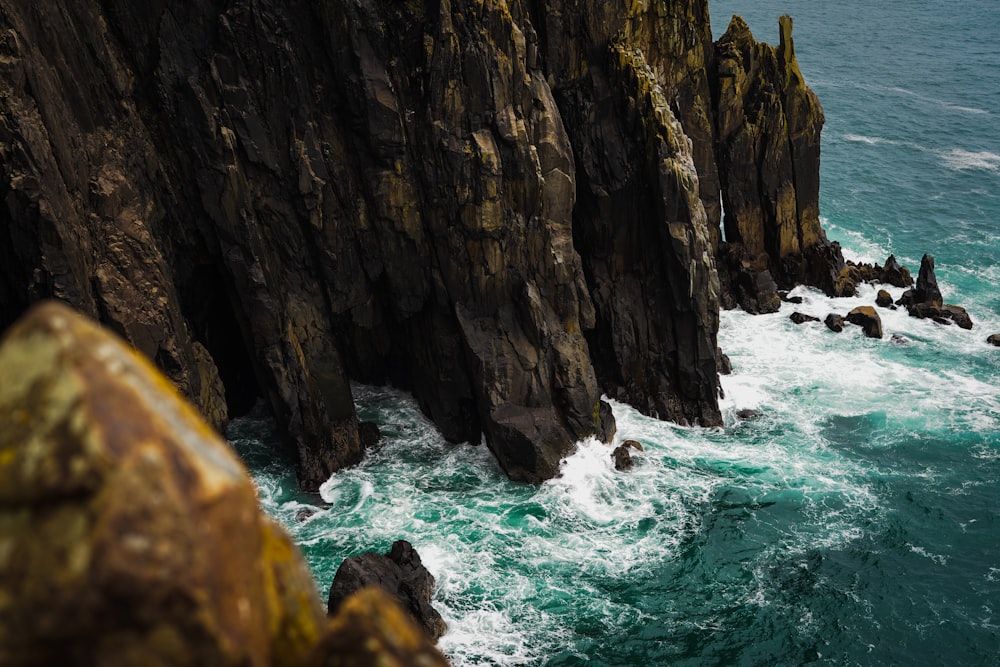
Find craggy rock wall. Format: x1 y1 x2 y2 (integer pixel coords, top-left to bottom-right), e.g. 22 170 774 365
0 0 840 487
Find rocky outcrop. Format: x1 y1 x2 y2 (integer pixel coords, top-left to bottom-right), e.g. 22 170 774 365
833 255 913 297
846 306 883 339
876 290 893 308
328 541 446 642
0 1 847 485
612 439 645 471
307 589 448 667
898 255 973 329
790 312 819 325
0 302 446 667
712 15 845 306
825 313 845 332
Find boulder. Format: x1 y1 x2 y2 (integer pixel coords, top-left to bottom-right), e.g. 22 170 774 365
306 589 447 667
0 302 327 666
328 541 446 642
875 290 894 308
881 255 913 287
735 409 760 421
846 306 883 339
988 334 1000 347
611 440 644 472
717 348 733 375
0 302 450 667
942 305 974 330
824 313 845 333
789 312 820 325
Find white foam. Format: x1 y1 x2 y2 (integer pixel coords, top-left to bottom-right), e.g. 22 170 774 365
938 148 1000 172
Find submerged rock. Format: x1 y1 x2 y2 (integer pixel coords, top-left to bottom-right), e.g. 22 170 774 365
988 334 1000 347
790 312 820 325
735 409 760 421
825 313 845 332
612 440 645 472
328 541 446 642
846 306 883 339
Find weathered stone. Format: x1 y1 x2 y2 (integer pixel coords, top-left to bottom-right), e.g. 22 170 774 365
307 589 448 667
611 440 643 471
712 16 845 297
914 254 944 307
328 541 446 642
846 306 883 339
790 312 820 325
717 348 733 375
987 334 1000 347
0 302 326 667
942 305 974 330
735 409 760 421
881 254 913 287
0 0 848 486
824 313 845 332
875 290 893 308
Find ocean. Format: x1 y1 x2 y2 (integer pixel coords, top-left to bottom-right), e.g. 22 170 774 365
229 1 1000 664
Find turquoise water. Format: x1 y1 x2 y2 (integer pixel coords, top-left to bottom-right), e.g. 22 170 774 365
231 2 1000 664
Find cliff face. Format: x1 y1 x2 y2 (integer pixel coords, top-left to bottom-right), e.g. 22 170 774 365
0 1 838 486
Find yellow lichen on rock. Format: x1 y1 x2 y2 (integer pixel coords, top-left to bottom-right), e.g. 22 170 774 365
307 588 449 667
0 301 326 667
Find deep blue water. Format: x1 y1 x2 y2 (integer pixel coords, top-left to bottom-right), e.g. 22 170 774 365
232 2 1000 664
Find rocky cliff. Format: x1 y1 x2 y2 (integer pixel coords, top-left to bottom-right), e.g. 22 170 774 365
0 0 840 487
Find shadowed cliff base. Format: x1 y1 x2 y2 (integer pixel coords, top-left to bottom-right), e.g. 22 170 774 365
0 0 842 487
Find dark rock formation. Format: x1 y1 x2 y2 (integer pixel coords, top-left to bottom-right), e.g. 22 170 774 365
899 255 973 329
307 589 448 667
988 334 1000 347
942 305 974 330
0 302 446 667
717 348 733 375
825 313 845 332
0 1 844 485
612 440 645 471
834 255 913 297
882 254 913 287
876 290 893 308
328 541 446 642
712 15 845 302
735 409 760 421
846 306 883 339
790 312 820 325
913 254 944 307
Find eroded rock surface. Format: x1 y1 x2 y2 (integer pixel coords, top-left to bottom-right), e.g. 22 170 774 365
0 302 446 667
328 541 446 642
0 1 845 484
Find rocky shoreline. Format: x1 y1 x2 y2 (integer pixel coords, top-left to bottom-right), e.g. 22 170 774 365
0 0 843 490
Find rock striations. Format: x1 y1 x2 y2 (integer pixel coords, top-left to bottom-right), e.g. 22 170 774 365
0 1 841 486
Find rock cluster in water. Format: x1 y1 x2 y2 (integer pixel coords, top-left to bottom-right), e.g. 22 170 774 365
0 0 843 486
0 302 446 666
328 540 447 642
